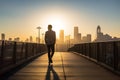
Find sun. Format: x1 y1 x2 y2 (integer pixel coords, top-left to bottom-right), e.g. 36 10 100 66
41 12 69 38
46 15 65 32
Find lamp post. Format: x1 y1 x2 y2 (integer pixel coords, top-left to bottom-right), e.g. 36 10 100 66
37 26 41 43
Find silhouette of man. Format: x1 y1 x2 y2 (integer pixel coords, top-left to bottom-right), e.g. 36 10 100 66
45 24 56 64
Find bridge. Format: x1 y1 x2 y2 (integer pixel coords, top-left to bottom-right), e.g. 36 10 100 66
0 40 120 80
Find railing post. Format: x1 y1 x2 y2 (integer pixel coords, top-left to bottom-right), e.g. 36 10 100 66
113 42 118 70
86 43 89 56
35 44 37 54
102 42 106 63
32 44 35 56
20 43 24 60
13 42 17 64
25 43 28 59
1 40 4 64
37 44 41 54
31 44 34 56
80 44 83 55
97 42 100 62
84 43 87 56
89 43 91 58
39 44 41 54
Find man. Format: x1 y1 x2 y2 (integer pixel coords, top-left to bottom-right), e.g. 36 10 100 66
45 24 56 64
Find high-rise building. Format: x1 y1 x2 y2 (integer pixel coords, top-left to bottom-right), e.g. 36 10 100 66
82 36 87 42
87 34 91 42
30 36 33 42
36 37 38 43
95 25 114 42
78 33 81 43
74 26 78 43
1 33 5 40
59 30 64 43
97 25 102 40
81 34 91 43
42 33 44 43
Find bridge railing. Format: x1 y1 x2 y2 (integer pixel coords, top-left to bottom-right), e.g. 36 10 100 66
0 40 47 75
68 41 120 74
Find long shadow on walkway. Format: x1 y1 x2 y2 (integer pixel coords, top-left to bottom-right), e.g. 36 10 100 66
45 64 60 80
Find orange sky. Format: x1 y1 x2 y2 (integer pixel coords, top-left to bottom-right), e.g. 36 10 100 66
0 0 120 41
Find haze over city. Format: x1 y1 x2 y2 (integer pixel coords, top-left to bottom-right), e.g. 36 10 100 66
0 0 120 42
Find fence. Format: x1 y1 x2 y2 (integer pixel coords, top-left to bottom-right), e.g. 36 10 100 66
0 40 47 75
68 41 120 73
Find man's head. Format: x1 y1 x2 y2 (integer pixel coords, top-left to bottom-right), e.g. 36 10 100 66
48 24 52 30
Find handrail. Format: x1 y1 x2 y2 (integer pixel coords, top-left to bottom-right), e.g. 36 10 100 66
68 41 120 74
0 40 47 75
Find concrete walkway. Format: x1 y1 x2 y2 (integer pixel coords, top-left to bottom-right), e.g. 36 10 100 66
7 52 120 80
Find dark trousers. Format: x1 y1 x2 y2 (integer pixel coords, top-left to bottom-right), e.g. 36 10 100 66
47 44 55 62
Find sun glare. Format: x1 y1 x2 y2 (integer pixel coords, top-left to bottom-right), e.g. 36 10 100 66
41 11 70 38
46 14 66 32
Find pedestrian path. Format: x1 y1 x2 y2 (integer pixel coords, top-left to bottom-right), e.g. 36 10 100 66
7 52 120 80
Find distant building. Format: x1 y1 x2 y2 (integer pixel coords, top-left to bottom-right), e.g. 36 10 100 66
74 26 82 44
42 33 44 43
25 38 29 42
80 34 92 43
94 25 120 42
113 37 120 41
9 38 12 41
30 36 33 42
87 34 91 42
82 36 87 42
1 33 5 40
78 33 81 43
36 37 38 43
56 34 68 52
74 26 78 43
14 37 20 42
95 25 107 41
59 30 64 43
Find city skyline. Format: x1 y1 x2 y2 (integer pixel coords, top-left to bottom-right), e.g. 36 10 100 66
1 25 119 43
0 0 120 41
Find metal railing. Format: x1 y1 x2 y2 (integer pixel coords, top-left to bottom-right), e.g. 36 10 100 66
68 41 120 73
0 40 47 75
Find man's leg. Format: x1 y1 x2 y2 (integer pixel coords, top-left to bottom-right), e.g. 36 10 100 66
47 45 51 63
51 44 55 58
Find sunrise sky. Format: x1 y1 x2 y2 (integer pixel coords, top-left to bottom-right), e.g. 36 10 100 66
0 0 120 41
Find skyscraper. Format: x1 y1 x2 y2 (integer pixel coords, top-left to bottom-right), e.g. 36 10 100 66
95 25 114 42
97 25 102 40
30 36 33 42
59 30 64 43
87 34 91 42
74 26 79 43
1 33 5 40
78 33 81 43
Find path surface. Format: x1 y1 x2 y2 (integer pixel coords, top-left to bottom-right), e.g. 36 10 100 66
7 52 120 80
